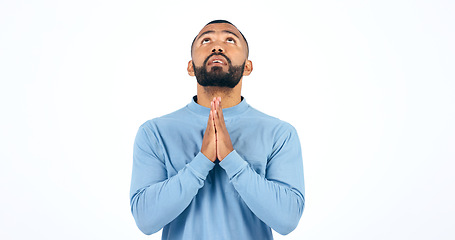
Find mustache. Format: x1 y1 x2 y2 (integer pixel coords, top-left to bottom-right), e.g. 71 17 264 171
203 52 232 66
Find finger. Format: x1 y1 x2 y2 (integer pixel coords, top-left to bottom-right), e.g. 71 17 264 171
212 98 218 114
210 101 218 129
216 98 226 124
207 106 217 131
213 108 222 132
208 109 212 123
205 111 211 133
211 110 217 131
212 99 220 124
212 97 217 111
212 98 218 111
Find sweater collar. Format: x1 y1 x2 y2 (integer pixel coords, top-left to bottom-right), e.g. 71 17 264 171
187 96 249 118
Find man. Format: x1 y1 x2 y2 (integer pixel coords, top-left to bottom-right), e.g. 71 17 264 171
130 20 305 239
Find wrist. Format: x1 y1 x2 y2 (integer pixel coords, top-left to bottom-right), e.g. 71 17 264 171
219 147 234 161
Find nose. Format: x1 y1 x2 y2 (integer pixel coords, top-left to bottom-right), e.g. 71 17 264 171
211 47 223 53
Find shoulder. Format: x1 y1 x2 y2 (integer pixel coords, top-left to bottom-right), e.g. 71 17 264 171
139 105 192 129
245 106 297 134
137 103 206 141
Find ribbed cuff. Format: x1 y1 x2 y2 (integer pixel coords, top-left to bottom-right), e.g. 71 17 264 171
187 152 216 180
219 150 248 179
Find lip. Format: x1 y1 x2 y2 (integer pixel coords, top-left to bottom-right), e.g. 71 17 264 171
207 55 228 66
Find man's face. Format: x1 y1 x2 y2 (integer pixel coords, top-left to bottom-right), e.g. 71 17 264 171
188 23 251 88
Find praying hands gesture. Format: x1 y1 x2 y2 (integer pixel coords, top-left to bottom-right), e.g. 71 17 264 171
201 97 234 162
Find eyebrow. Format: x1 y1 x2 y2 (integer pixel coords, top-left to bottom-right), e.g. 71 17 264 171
196 30 241 42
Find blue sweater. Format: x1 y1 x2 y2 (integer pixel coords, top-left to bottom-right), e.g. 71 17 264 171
130 97 305 239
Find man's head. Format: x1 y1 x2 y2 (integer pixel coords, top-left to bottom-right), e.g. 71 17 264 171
190 20 249 57
188 20 253 89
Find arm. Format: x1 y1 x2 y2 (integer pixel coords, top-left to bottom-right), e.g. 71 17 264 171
220 127 305 235
213 98 305 235
129 122 215 235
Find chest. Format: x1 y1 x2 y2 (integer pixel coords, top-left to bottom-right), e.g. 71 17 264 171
160 121 273 177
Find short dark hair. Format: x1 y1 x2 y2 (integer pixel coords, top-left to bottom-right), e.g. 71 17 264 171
191 20 249 57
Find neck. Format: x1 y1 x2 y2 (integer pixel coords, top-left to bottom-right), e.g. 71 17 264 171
196 80 242 108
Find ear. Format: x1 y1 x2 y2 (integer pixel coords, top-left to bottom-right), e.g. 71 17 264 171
243 60 253 76
187 60 195 76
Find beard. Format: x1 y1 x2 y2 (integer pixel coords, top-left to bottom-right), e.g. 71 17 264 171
193 53 245 89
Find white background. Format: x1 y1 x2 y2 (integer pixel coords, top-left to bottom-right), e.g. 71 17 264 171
1 0 454 239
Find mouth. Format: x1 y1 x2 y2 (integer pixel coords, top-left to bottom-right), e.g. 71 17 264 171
207 56 228 66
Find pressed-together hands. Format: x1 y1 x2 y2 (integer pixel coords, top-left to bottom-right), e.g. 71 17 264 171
201 97 234 162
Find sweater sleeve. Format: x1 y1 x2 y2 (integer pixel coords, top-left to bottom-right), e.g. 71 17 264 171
130 123 215 235
219 123 305 235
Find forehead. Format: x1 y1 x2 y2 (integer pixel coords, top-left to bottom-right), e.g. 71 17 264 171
196 23 242 38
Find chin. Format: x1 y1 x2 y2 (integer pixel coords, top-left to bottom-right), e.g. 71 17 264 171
208 66 226 72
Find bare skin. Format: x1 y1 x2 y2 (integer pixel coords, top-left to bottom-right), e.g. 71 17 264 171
188 23 253 162
201 103 217 161
200 97 234 162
